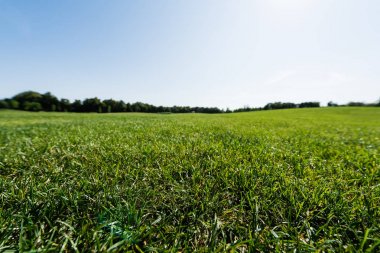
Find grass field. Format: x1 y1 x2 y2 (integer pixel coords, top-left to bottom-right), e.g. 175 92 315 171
0 108 379 252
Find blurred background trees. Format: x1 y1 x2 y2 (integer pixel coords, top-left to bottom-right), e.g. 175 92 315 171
1 91 378 113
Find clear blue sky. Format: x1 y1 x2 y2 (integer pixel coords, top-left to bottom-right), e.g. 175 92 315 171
1 0 379 108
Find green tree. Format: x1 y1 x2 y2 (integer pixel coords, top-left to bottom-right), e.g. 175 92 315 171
13 91 43 110
82 98 102 112
41 92 59 111
0 100 9 109
23 102 42 111
71 100 82 112
7 99 20 109
60 99 71 112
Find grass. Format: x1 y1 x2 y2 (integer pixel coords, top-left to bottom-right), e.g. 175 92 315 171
0 107 379 252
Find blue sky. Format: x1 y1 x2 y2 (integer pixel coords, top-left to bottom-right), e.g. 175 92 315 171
1 0 379 108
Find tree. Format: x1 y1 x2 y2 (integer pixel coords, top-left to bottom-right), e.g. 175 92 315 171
82 98 102 112
264 102 297 110
13 91 42 103
347 102 365 107
102 99 121 113
71 100 82 112
131 102 141 112
59 99 71 112
4 99 20 109
114 100 127 112
41 92 59 111
126 103 131 112
3 90 228 114
23 102 42 111
328 101 338 107
299 102 320 108
0 100 9 109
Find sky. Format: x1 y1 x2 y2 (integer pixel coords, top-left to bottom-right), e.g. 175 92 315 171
0 0 379 109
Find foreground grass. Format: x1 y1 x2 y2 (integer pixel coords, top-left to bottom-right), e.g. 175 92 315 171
0 108 379 252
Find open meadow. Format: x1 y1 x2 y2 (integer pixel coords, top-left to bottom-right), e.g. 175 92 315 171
0 108 379 252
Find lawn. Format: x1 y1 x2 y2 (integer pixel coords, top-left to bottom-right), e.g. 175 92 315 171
0 108 379 252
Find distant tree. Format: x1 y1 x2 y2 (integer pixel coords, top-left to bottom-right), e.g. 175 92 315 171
3 90 228 114
82 98 102 112
126 103 132 112
0 100 8 109
13 91 43 110
60 99 71 112
102 99 124 113
264 102 297 110
171 106 179 113
13 91 42 103
347 102 365 107
102 99 112 113
181 106 191 113
264 103 272 110
328 101 338 107
138 102 149 112
299 102 320 108
131 102 146 112
4 99 20 109
134 102 143 112
71 100 82 112
114 100 126 112
233 105 260 112
41 92 59 111
23 102 42 111
191 107 222 113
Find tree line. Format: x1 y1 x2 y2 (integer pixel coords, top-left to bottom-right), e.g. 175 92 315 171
0 91 378 113
234 101 320 112
0 91 223 113
233 100 379 112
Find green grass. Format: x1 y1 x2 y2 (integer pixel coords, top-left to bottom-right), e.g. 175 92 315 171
0 107 379 252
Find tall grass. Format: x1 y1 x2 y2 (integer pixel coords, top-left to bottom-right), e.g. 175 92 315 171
0 107 379 251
